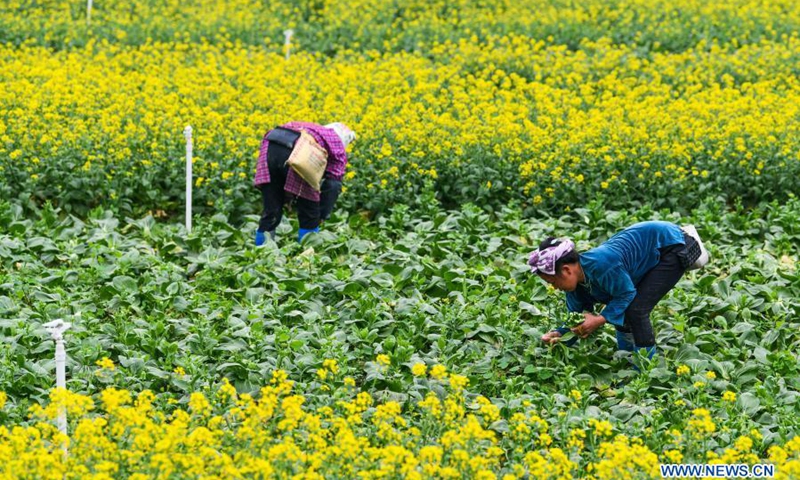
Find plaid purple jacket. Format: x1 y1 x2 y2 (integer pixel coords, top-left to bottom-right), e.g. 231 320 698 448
253 122 348 202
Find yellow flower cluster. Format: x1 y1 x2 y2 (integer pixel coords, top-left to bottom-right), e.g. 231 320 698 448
2 374 800 479
768 437 800 480
411 363 427 377
589 435 661 480
472 397 496 426
316 358 340 381
507 411 548 444
3 31 799 215
722 391 737 402
96 357 115 371
589 418 614 438
4 0 800 54
429 365 448 380
688 408 717 439
0 372 487 478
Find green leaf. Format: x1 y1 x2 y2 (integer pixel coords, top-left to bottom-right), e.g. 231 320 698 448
112 275 138 293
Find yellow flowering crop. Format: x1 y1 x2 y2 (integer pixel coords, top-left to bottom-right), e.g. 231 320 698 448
429 365 448 380
1 375 797 479
3 32 799 217
4 0 800 55
411 363 427 377
376 354 391 366
96 357 115 371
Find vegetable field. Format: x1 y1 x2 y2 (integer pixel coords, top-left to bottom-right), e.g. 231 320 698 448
1 1 800 478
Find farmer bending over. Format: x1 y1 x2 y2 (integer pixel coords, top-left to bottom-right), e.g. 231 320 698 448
254 122 355 244
528 221 707 359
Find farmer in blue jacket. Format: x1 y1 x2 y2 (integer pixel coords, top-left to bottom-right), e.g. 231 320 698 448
528 221 707 359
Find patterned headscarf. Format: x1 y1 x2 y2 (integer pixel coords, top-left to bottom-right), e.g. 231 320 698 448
324 123 356 147
528 238 576 276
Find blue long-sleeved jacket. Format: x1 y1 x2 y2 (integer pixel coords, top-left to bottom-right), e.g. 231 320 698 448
565 221 685 326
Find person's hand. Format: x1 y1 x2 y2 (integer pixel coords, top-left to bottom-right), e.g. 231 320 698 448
572 313 606 338
541 330 563 344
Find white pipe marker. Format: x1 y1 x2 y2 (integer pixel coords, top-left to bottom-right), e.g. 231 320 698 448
43 320 71 438
184 125 193 233
284 29 294 61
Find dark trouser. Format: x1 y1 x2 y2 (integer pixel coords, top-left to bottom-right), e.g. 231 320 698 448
615 236 691 349
258 143 342 232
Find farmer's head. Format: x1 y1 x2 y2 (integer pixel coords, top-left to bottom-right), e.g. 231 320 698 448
528 237 581 291
325 123 356 147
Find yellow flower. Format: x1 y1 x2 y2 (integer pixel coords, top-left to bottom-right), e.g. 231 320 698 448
420 445 443 464
688 408 716 438
411 363 427 376
478 399 500 425
100 387 131 413
189 392 212 416
376 354 391 366
567 428 587 450
735 436 753 452
589 418 613 437
449 374 469 393
219 378 237 399
569 389 582 402
96 357 115 371
705 371 716 380
676 364 690 376
174 366 186 376
323 359 339 373
430 364 448 379
664 449 683 463
723 391 737 402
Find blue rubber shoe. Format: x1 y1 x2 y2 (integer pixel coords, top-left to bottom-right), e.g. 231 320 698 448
298 227 319 242
255 230 275 246
255 230 266 246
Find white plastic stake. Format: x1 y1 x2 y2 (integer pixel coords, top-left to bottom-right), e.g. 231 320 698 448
87 0 93 26
284 29 294 60
43 320 71 438
184 125 193 233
